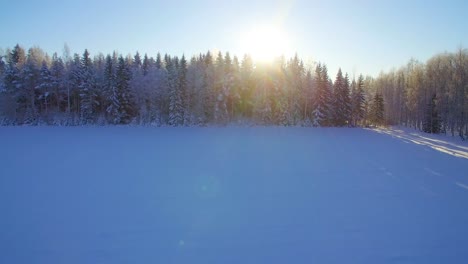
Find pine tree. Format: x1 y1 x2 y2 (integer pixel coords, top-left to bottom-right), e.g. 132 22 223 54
422 94 441 133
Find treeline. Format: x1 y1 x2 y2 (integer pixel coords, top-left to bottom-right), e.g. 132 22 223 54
0 44 384 127
369 48 468 138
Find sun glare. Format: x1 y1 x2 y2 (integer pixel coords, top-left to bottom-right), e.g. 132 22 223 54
240 25 290 63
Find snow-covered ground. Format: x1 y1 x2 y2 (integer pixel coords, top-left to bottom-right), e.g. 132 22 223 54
372 126 468 159
1 127 467 264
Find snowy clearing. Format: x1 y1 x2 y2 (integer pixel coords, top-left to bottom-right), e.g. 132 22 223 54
1 127 468 264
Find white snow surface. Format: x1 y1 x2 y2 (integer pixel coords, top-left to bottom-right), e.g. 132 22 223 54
0 126 468 264
372 126 468 159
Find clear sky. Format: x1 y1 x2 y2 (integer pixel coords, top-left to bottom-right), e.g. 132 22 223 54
1 0 467 77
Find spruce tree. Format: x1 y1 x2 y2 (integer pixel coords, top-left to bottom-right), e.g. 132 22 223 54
104 55 117 123
10 44 26 67
3 45 26 123
167 56 183 126
115 56 135 124
351 74 366 126
21 50 41 123
214 51 228 124
332 68 346 126
286 54 304 125
133 52 142 69
50 53 65 111
67 53 82 118
312 63 331 126
155 53 162 69
302 69 314 124
229 55 241 120
253 65 273 124
0 55 5 91
179 55 189 125
142 54 150 76
203 51 215 122
78 49 98 124
342 73 352 125
37 61 53 114
223 52 235 121
239 54 254 118
106 55 135 124
276 61 290 126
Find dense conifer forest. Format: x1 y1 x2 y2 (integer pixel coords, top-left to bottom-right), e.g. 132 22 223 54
0 45 466 138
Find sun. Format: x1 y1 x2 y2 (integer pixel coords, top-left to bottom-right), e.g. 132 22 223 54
240 25 290 63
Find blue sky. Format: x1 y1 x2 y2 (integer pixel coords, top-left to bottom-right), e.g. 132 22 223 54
1 0 467 77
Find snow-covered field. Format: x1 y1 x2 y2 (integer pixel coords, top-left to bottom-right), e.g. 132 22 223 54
1 127 467 264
